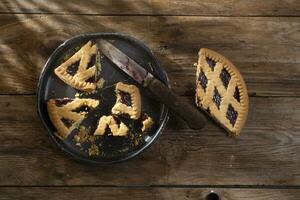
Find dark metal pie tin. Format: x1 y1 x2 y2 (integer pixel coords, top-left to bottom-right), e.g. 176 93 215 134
37 33 169 164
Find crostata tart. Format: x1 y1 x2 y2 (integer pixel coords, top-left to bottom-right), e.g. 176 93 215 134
54 41 98 92
47 98 99 139
112 82 141 120
195 48 249 136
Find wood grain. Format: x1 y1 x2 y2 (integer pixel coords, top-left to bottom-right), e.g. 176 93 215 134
0 0 299 16
1 187 300 200
0 95 299 186
0 0 299 198
0 15 299 96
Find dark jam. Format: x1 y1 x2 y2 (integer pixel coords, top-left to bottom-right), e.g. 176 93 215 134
206 57 216 71
61 118 74 128
66 60 80 76
234 86 241 102
86 76 95 83
72 105 91 113
55 98 73 107
119 91 132 106
220 68 231 88
226 104 238 127
198 70 208 91
213 87 221 109
142 114 148 121
87 54 96 69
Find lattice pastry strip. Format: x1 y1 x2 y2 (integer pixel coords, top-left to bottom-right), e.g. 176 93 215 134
111 82 141 120
196 48 249 136
47 98 99 140
54 41 98 92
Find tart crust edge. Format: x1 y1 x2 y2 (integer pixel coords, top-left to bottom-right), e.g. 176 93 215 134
196 48 249 136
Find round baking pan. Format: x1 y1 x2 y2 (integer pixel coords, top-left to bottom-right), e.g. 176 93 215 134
37 33 169 164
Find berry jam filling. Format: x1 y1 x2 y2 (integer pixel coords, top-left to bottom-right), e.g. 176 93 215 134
72 105 91 113
220 68 231 88
142 114 148 121
110 115 121 124
61 118 74 128
226 104 238 127
66 60 80 76
198 70 208 91
119 91 132 106
86 76 96 83
206 57 216 71
55 98 73 107
87 54 96 69
234 86 241 102
213 87 221 109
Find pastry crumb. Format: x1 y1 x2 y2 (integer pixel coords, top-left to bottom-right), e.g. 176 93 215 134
96 78 105 89
88 144 99 156
88 135 96 143
75 92 80 97
74 126 89 144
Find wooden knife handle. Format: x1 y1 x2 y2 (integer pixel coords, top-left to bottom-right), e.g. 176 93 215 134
145 77 206 130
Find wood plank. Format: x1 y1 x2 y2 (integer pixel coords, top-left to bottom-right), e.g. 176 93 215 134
1 187 300 200
0 95 299 186
0 0 299 16
0 15 299 96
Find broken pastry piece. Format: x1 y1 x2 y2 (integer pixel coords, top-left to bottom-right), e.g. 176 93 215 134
47 98 99 140
111 82 141 120
54 41 98 92
94 115 129 136
141 114 154 132
195 48 249 136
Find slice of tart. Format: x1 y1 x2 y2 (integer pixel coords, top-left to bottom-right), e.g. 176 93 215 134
94 115 129 136
111 82 141 120
195 48 249 136
54 41 98 92
47 98 99 139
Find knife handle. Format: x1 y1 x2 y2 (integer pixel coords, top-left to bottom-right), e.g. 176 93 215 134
145 77 206 130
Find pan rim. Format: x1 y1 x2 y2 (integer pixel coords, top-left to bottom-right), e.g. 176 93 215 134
37 32 170 164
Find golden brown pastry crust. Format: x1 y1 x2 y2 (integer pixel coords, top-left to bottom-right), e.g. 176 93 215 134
94 115 129 136
196 48 249 136
111 82 141 120
54 41 98 92
47 98 99 139
141 114 154 132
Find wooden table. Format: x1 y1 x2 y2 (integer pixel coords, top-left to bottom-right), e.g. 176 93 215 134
0 1 299 199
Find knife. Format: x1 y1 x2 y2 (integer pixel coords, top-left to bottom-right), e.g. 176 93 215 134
98 39 206 129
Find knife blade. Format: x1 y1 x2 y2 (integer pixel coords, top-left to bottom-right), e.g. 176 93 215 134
98 39 206 129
